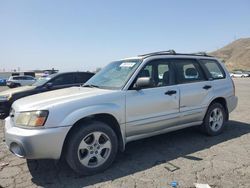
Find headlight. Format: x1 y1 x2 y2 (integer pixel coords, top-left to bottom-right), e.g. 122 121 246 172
16 110 49 127
0 94 11 101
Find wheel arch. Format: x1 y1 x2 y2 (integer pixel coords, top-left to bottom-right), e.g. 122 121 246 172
61 113 125 159
207 97 229 121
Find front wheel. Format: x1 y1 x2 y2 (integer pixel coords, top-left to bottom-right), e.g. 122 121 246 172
201 103 226 136
65 121 118 175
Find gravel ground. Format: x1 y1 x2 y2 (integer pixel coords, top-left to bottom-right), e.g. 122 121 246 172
0 78 250 188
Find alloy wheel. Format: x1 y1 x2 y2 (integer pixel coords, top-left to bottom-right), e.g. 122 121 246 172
77 131 112 168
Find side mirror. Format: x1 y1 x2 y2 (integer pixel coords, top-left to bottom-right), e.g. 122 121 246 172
45 82 53 89
134 77 152 90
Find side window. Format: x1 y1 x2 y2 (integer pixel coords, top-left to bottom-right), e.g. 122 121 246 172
157 63 171 86
24 76 33 80
135 59 172 89
200 59 225 79
75 73 93 83
138 64 152 79
51 74 74 86
173 59 205 83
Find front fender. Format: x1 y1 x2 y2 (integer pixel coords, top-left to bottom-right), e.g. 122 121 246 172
60 103 124 126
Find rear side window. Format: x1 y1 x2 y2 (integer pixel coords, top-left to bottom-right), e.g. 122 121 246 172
75 73 94 84
173 59 205 84
200 59 225 79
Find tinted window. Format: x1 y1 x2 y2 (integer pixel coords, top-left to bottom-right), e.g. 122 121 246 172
75 73 94 84
173 59 205 83
200 59 225 79
51 73 74 86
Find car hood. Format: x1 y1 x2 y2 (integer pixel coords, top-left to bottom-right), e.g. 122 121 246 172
12 86 116 112
0 86 36 96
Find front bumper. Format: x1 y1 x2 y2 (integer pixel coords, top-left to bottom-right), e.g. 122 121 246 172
4 117 71 159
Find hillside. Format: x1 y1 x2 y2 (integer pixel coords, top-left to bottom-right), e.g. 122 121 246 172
210 38 250 70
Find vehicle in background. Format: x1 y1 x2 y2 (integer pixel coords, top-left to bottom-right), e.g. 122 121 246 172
0 71 94 119
230 71 249 78
4 50 237 175
243 71 250 77
41 69 59 77
0 78 6 86
6 75 36 88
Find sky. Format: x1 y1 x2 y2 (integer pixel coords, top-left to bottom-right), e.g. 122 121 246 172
0 0 250 72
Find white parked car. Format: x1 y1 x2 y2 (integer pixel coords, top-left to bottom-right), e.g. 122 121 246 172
230 71 248 78
6 75 36 88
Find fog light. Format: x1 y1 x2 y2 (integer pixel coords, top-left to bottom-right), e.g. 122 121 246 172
10 142 25 158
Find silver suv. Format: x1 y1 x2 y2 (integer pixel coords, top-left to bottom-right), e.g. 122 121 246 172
4 50 238 175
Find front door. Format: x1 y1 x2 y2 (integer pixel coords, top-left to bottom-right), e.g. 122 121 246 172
125 59 180 137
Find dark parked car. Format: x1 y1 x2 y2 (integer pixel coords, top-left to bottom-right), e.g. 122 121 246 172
0 72 94 119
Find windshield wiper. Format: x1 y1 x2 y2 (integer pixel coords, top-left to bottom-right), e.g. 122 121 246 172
82 84 100 88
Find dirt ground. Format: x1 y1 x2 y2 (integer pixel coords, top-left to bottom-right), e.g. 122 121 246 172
0 78 250 188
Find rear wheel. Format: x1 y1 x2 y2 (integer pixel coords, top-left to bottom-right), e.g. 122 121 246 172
65 121 118 175
201 103 226 136
12 83 21 88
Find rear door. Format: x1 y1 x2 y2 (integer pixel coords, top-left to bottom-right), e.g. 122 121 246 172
173 58 214 123
24 76 36 85
18 76 27 85
125 59 180 137
198 59 228 99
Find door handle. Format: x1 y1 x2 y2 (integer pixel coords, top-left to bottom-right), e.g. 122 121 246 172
203 85 212 90
165 90 177 95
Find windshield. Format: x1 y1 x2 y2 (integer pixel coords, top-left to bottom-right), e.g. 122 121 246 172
85 59 141 90
32 74 57 87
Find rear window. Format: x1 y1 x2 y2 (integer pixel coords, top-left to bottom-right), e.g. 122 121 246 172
200 59 225 79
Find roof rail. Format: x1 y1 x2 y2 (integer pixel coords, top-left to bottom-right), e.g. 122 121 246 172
189 52 208 56
138 50 213 58
138 49 176 57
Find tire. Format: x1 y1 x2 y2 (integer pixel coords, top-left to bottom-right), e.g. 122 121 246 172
65 121 118 175
11 83 21 88
201 103 226 136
